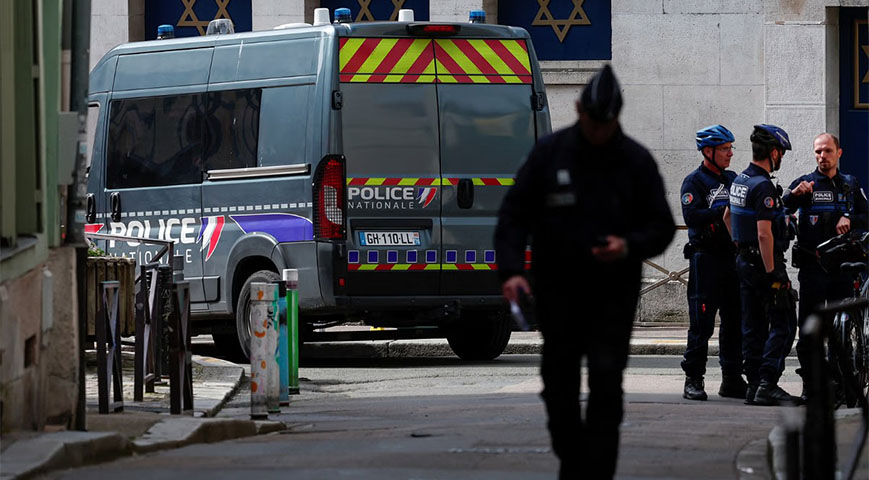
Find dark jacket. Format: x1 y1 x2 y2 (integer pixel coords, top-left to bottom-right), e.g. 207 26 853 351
494 123 676 292
681 163 736 252
783 168 868 250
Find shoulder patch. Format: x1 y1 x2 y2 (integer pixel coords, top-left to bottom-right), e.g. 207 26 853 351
763 197 775 209
681 192 694 205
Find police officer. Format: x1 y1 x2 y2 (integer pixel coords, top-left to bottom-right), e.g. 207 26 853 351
495 65 675 479
680 125 746 401
783 132 868 399
726 124 799 406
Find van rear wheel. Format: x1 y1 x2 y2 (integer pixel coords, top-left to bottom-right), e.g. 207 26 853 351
446 313 512 361
236 270 281 360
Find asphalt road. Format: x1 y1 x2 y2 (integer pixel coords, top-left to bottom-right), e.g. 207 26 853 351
40 355 802 479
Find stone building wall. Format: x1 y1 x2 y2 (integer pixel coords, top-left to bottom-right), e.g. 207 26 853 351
86 0 868 321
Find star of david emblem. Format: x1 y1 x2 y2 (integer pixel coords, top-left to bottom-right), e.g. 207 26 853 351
533 0 591 43
356 0 406 22
862 45 869 83
177 0 232 36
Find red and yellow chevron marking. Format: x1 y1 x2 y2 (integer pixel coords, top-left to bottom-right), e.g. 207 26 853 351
340 38 436 83
433 39 531 84
348 263 497 271
347 177 515 186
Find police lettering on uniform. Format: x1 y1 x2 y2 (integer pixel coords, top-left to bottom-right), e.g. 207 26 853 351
495 65 675 479
725 124 800 406
680 125 746 401
782 132 869 400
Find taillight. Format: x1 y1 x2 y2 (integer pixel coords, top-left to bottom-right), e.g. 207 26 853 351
313 155 346 240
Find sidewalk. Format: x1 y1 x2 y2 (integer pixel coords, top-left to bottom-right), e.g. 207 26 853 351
0 354 283 480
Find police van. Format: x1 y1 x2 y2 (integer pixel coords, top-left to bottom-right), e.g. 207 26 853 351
85 10 551 360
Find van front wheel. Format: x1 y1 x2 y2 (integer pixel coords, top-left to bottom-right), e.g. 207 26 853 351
446 313 512 361
235 270 281 360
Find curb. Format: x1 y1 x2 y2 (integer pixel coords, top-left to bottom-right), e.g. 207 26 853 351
1 418 286 480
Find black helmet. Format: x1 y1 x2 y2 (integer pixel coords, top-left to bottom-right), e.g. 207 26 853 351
580 64 623 122
750 124 792 151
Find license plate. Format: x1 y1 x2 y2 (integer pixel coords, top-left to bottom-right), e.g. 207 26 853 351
359 231 420 246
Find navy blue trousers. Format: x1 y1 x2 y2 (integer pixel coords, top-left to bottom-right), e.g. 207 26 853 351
681 251 743 378
736 254 797 384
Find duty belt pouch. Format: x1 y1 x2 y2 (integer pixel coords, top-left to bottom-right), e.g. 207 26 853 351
683 243 695 259
791 243 801 269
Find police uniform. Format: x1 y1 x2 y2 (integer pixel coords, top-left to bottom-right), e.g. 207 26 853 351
680 164 742 381
729 163 797 389
495 124 675 478
783 169 869 377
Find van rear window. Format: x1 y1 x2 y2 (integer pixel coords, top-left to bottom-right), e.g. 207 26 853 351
339 38 531 84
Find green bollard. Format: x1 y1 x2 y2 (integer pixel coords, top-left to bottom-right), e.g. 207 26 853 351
283 269 300 395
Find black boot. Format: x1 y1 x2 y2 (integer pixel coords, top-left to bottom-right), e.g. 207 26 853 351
683 376 707 401
753 380 799 406
719 375 749 399
745 382 759 405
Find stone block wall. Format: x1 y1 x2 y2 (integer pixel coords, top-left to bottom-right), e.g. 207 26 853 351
1 248 79 431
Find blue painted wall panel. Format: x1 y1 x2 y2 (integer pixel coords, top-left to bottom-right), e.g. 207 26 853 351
320 0 430 22
145 0 252 39
499 1 611 60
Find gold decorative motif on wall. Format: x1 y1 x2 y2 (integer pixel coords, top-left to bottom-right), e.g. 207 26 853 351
178 0 233 36
356 0 407 22
532 0 591 43
856 20 868 109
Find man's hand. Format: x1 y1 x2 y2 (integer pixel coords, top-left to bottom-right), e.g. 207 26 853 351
790 180 814 196
836 216 851 235
591 235 628 262
502 275 532 303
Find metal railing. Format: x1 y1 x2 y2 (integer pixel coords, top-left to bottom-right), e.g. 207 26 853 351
640 225 690 296
85 232 192 414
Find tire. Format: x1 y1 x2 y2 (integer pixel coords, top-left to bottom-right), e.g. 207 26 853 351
832 311 863 408
235 270 281 360
446 312 512 361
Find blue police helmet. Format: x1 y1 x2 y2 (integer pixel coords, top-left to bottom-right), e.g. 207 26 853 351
751 124 792 151
695 125 735 150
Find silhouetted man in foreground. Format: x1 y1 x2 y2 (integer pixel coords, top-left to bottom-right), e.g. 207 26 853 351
495 65 676 479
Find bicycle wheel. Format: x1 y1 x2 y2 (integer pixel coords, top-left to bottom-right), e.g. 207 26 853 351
833 310 864 408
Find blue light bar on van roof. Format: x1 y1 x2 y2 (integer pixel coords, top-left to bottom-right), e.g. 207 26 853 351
156 24 175 40
469 10 486 24
334 8 352 24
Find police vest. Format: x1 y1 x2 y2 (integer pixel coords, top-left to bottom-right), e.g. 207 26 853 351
729 165 791 252
788 171 860 249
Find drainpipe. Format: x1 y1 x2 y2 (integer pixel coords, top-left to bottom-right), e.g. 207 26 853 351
68 0 90 431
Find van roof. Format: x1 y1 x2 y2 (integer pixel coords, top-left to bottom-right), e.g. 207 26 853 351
91 22 528 71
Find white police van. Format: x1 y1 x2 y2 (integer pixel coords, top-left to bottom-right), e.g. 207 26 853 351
85 11 551 360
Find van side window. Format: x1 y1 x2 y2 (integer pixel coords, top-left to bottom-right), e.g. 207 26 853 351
107 94 205 189
204 89 261 171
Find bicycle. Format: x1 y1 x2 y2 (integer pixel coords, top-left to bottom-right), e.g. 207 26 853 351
816 231 869 409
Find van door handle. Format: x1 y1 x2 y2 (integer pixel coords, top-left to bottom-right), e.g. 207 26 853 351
86 194 96 223
457 178 474 209
110 192 121 222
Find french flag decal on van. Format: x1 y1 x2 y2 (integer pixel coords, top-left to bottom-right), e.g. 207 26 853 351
417 187 437 208
198 215 225 261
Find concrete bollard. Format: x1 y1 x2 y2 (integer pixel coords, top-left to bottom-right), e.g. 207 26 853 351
250 282 279 419
284 269 300 395
277 275 290 406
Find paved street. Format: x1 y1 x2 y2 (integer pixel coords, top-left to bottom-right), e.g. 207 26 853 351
39 354 805 479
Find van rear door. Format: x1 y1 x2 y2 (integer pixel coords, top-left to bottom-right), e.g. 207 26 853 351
432 39 536 295
340 38 442 296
